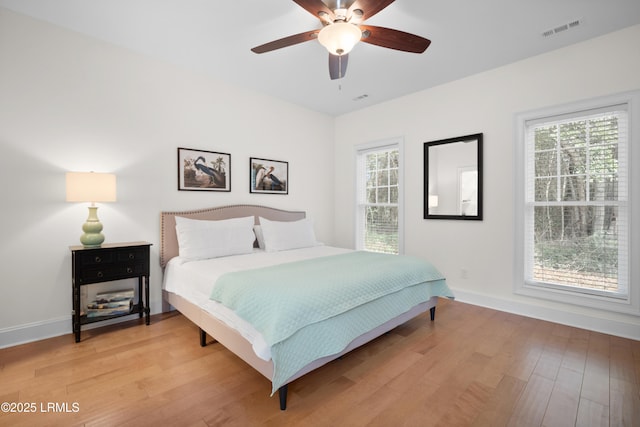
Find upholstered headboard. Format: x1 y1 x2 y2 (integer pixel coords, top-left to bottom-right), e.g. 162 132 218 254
160 204 306 267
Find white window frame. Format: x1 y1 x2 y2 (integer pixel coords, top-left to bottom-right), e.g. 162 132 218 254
354 138 405 254
514 91 640 315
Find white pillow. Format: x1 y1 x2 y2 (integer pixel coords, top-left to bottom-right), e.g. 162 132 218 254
175 216 255 260
258 217 319 252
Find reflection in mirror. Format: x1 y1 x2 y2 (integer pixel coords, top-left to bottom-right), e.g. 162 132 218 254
424 133 483 220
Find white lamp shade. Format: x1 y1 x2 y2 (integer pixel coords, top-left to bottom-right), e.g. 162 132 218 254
318 22 362 55
66 172 117 203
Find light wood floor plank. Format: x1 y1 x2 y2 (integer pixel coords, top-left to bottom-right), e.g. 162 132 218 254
540 367 582 427
507 373 554 427
576 398 609 427
471 374 526 427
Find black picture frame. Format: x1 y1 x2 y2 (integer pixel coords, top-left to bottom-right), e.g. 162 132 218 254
249 157 288 194
178 147 231 192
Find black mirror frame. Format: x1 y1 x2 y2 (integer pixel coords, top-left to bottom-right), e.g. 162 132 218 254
423 133 483 220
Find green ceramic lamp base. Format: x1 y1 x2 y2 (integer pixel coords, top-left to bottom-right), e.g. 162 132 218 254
80 206 105 248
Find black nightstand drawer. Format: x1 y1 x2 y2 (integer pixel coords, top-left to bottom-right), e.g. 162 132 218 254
76 251 115 267
116 248 148 263
118 262 147 276
79 262 146 283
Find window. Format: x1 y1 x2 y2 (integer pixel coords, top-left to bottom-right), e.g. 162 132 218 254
356 139 403 254
515 91 640 314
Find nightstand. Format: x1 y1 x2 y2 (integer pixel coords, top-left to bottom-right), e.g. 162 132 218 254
70 241 151 342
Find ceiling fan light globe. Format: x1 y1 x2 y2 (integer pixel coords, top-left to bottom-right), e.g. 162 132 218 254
318 22 361 55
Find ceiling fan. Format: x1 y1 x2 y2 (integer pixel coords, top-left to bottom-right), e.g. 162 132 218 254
251 0 431 80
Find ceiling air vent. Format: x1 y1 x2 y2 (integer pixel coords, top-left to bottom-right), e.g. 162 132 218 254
353 94 369 101
542 18 582 38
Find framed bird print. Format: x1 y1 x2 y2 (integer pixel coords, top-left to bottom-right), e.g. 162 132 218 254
178 147 231 192
250 157 288 194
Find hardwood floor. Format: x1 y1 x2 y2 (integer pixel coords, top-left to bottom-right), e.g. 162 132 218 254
1 299 638 426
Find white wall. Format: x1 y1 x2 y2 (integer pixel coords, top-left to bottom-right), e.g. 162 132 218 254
334 24 640 339
0 9 335 347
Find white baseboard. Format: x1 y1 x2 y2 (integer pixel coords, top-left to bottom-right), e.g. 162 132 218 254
451 288 640 341
0 316 70 349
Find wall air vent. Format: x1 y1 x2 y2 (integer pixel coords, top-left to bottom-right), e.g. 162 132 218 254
542 18 582 38
353 94 369 101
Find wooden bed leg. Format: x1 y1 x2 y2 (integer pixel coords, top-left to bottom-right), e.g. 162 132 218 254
200 328 207 347
430 306 436 321
279 385 288 410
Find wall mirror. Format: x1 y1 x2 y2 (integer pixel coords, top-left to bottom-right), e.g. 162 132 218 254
423 133 483 220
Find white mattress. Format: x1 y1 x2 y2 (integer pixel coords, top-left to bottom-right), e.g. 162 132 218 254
162 245 352 361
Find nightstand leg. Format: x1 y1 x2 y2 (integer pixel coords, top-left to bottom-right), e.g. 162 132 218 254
138 276 144 319
73 284 81 342
144 275 150 325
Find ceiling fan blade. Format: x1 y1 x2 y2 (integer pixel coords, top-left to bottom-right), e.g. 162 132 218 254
360 25 431 53
329 53 349 80
292 0 335 21
349 0 395 21
251 30 320 54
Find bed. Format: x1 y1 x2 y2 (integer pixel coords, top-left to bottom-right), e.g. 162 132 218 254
160 204 452 410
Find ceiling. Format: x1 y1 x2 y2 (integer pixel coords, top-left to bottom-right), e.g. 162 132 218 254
1 0 639 116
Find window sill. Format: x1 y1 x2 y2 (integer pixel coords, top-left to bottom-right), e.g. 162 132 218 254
515 281 640 316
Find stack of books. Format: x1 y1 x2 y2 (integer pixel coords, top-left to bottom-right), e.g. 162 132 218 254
86 289 134 318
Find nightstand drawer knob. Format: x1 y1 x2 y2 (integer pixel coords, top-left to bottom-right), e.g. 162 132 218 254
95 256 102 263
126 267 133 274
128 253 135 260
96 271 104 278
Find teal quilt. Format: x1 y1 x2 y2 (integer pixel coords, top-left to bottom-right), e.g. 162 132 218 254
210 251 453 393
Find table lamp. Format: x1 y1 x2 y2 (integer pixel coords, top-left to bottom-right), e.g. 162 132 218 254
66 172 117 247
